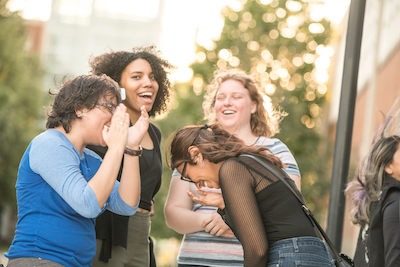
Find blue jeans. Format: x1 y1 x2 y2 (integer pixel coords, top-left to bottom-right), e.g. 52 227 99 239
267 237 335 267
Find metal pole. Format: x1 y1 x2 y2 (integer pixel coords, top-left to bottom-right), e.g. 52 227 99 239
326 0 367 250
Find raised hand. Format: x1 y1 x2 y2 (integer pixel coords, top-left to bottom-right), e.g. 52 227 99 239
103 103 130 151
127 106 149 148
187 190 225 210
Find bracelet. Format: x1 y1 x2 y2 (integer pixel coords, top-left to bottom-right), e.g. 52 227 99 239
124 145 143 157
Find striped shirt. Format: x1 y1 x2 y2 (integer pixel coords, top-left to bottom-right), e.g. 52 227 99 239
175 137 300 266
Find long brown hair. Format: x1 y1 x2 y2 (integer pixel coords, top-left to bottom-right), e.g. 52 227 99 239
168 123 283 170
346 135 400 227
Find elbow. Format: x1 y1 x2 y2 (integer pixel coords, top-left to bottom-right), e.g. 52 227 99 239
164 209 174 230
164 218 178 233
122 207 137 216
164 209 185 234
78 209 102 219
165 220 174 230
75 198 103 218
166 223 187 235
120 197 140 216
165 218 191 235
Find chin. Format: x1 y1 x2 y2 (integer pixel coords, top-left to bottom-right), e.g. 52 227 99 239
99 140 107 147
145 103 155 112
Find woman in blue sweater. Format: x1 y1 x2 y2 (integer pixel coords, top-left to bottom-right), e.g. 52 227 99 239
5 75 148 267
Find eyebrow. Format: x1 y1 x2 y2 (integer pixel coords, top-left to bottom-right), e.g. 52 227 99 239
217 92 244 95
129 71 154 75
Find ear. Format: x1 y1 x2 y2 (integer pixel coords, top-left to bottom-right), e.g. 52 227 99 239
251 101 257 114
75 108 84 118
385 164 394 175
188 146 202 164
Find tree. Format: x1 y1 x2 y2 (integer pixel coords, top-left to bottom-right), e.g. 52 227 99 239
152 0 334 240
0 0 44 209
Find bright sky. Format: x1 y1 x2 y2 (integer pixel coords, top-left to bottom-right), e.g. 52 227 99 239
8 0 350 82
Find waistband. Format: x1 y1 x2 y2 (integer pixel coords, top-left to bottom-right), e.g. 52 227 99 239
270 236 326 250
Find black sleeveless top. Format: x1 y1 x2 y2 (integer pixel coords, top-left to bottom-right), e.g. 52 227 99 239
217 155 317 266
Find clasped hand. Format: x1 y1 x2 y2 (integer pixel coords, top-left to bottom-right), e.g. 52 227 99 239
201 211 235 238
187 190 234 238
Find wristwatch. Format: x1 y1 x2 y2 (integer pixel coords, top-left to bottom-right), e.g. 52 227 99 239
124 145 143 157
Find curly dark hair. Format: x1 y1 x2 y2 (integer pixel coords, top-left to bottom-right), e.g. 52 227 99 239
46 75 120 133
89 45 175 117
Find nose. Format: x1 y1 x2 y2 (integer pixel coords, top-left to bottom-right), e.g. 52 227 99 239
223 96 232 106
142 75 152 88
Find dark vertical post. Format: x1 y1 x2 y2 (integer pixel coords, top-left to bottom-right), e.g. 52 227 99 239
326 0 367 250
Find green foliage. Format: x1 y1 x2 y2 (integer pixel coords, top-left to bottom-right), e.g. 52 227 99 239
152 0 334 238
0 0 45 207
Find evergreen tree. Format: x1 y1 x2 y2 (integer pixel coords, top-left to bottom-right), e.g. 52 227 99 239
0 0 44 207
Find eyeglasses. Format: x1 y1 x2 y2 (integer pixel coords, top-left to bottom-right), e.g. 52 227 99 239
97 103 116 114
180 162 195 183
179 124 211 183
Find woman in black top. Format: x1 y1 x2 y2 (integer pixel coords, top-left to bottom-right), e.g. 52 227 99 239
168 124 334 267
88 45 174 267
346 135 400 267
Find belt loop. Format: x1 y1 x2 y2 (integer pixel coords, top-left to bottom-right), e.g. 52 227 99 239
293 238 299 252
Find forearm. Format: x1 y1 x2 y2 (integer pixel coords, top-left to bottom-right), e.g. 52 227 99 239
165 206 210 234
88 146 124 208
118 150 141 207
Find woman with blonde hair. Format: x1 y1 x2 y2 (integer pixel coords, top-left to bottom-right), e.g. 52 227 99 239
164 69 301 266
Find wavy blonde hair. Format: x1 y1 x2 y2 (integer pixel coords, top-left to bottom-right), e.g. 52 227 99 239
202 69 284 138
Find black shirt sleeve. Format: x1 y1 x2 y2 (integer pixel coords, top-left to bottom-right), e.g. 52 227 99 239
382 189 400 267
219 159 269 267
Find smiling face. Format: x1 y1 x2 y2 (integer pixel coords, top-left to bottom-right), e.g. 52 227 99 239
177 148 222 189
119 58 159 117
82 96 117 147
214 79 256 133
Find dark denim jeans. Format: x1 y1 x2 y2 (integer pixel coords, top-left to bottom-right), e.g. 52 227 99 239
267 236 335 267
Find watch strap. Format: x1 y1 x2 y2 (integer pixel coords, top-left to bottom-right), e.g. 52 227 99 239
124 145 143 157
